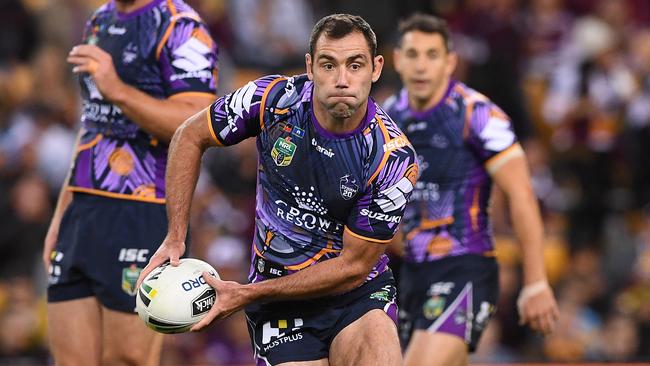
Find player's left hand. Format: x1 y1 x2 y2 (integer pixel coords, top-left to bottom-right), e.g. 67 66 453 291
190 272 249 332
67 44 126 102
517 282 559 335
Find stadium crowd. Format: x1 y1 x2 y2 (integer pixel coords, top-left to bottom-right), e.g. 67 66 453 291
0 0 649 364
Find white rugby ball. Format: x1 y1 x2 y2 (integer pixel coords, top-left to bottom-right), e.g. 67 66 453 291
136 258 219 334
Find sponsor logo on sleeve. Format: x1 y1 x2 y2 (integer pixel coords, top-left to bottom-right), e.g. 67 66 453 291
383 135 409 152
170 37 213 81
374 176 414 213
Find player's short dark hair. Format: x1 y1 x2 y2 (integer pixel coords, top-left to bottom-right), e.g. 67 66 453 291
309 14 377 58
397 13 452 51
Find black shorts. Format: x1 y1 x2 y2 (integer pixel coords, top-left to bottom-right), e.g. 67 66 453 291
47 193 169 313
398 255 499 352
245 270 398 365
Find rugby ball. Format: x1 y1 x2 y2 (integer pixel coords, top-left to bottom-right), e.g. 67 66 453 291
136 258 219 334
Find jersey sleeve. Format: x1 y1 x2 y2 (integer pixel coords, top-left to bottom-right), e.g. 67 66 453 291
157 15 218 97
346 120 419 243
206 75 286 146
466 102 523 174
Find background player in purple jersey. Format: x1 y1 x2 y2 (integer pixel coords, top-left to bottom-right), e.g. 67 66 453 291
385 14 559 366
139 14 417 366
44 0 217 365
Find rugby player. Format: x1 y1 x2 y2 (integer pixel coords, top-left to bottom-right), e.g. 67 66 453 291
385 13 559 366
44 0 217 364
140 14 417 366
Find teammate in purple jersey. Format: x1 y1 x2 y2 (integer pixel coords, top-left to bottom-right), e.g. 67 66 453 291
385 14 559 366
43 0 217 364
140 14 417 366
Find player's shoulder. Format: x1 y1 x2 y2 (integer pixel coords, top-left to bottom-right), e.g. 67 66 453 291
452 81 497 109
89 2 114 23
260 74 313 111
159 0 205 27
362 101 416 177
374 102 407 139
382 89 409 116
364 101 418 190
363 100 409 145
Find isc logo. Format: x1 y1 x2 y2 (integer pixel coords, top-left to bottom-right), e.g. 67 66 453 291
118 248 149 263
181 276 208 291
383 135 409 152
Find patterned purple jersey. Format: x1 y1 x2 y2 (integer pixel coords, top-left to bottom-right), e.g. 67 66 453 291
385 80 521 263
207 74 418 282
68 0 218 203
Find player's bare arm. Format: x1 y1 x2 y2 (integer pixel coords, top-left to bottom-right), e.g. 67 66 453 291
490 150 559 334
43 129 83 271
68 44 213 142
191 230 386 331
137 108 218 288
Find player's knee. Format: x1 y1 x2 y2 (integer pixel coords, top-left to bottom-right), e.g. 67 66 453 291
102 346 150 366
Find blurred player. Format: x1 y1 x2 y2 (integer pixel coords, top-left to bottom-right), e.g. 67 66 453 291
384 14 559 366
139 14 417 366
44 0 217 365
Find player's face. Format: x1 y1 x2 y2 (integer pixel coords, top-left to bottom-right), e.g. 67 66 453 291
394 31 457 106
306 31 384 119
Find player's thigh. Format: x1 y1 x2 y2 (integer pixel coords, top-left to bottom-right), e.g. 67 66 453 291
277 360 329 366
404 330 468 366
329 309 401 366
102 306 163 366
48 297 102 366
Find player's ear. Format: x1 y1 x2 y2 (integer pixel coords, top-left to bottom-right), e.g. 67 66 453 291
393 48 402 74
306 53 314 80
446 51 458 76
371 55 384 83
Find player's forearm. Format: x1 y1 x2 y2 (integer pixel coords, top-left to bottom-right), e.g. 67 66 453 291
49 184 73 231
242 256 370 303
49 130 83 229
508 188 547 285
111 84 210 143
164 121 205 241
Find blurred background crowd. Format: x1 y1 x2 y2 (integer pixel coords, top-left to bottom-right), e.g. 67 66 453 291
1 0 650 364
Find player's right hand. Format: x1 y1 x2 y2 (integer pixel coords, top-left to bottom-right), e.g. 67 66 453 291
136 237 186 289
517 282 559 335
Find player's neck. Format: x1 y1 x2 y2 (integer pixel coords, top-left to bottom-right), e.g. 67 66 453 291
409 77 451 112
114 0 154 13
313 98 368 135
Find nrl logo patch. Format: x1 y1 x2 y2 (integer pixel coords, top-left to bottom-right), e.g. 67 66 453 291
339 175 359 200
271 137 297 167
121 264 141 296
423 295 446 320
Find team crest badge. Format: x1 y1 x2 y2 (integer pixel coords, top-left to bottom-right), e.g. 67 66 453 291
339 175 359 200
257 258 265 273
271 137 297 167
121 264 142 296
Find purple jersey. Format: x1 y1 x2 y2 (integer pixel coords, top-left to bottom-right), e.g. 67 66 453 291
207 74 418 282
68 0 218 203
385 80 520 263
